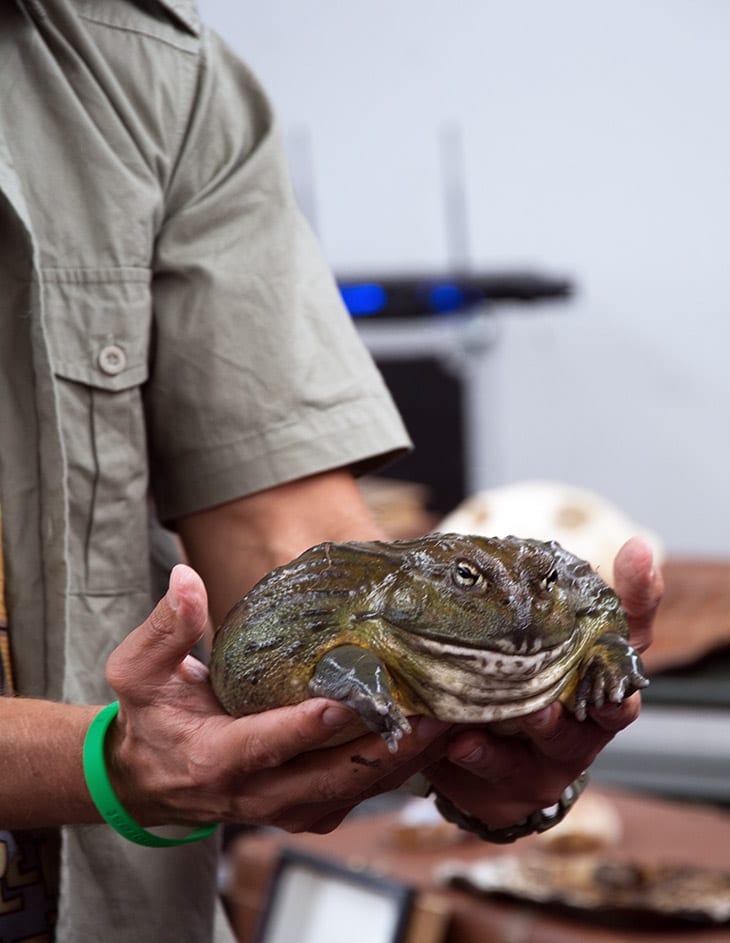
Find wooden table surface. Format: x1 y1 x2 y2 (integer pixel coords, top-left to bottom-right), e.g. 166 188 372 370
226 786 730 943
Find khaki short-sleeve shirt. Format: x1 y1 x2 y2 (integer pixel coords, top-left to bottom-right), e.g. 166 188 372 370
0 2 409 940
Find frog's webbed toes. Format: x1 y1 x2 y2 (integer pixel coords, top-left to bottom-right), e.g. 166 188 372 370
309 644 411 752
572 635 649 722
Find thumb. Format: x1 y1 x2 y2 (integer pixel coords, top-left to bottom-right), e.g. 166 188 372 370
106 564 209 699
613 536 663 653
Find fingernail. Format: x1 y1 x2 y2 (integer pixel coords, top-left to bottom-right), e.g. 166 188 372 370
167 565 183 611
453 742 485 765
521 704 555 732
166 584 180 612
602 700 625 713
322 705 354 728
415 716 450 741
596 702 625 722
180 654 209 682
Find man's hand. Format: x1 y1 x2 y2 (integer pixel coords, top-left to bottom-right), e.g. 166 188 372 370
422 536 664 830
104 564 448 834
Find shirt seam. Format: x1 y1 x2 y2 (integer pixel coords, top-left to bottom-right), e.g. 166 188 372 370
76 12 199 55
159 29 209 207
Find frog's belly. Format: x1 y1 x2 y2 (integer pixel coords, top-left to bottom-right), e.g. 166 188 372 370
399 634 581 722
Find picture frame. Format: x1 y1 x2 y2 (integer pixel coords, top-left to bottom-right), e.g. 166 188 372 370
253 848 414 943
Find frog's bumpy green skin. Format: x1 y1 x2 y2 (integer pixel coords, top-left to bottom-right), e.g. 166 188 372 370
210 533 648 747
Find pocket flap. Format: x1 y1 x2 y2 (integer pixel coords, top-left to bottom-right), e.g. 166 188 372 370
42 268 152 391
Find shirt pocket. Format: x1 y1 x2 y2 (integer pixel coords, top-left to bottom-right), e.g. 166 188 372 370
43 268 153 595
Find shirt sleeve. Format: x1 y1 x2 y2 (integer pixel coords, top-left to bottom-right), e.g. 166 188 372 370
146 28 410 521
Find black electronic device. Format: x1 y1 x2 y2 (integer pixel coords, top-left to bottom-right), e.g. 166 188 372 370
338 271 572 319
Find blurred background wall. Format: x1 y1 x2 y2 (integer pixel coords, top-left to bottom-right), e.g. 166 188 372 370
199 0 730 556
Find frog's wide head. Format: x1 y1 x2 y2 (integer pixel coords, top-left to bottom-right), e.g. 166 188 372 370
358 532 616 656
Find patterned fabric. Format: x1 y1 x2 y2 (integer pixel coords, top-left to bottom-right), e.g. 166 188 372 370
0 831 58 943
0 508 58 942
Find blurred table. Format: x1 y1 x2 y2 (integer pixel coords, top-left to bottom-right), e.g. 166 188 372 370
225 787 730 943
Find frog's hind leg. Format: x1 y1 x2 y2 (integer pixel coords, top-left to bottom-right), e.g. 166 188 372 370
309 644 411 752
568 633 649 721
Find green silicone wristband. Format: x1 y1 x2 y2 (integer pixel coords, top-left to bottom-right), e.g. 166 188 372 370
82 700 218 848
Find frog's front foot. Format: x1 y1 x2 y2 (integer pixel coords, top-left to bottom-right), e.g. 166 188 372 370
309 644 412 752
571 634 649 721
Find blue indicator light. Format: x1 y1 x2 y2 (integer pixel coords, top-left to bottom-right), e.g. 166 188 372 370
340 283 387 317
427 283 465 312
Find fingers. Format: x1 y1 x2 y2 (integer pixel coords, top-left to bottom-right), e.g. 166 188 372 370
588 690 642 731
106 564 209 699
613 536 664 652
217 702 448 779
208 709 450 830
516 698 634 760
425 694 641 828
425 729 545 827
215 699 360 772
442 692 639 779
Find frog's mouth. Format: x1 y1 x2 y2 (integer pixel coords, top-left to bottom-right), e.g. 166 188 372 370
390 631 582 722
389 621 572 660
396 630 578 683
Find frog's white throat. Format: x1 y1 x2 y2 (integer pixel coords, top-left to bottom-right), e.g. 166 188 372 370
399 632 580 723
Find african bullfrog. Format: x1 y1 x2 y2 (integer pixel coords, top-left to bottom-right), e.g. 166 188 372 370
210 534 648 751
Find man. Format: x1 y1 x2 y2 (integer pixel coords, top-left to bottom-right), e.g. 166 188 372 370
0 1 662 940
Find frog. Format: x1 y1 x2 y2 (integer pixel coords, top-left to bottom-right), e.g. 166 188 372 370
210 533 648 753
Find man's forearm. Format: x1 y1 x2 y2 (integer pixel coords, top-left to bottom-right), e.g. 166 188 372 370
176 468 384 626
0 697 102 828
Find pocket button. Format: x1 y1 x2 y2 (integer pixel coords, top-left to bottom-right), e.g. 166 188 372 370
98 344 127 376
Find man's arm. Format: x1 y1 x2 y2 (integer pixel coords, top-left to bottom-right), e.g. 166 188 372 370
0 698 100 828
175 467 383 626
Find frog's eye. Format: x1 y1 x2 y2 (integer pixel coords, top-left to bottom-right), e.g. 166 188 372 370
542 568 559 590
453 560 481 588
